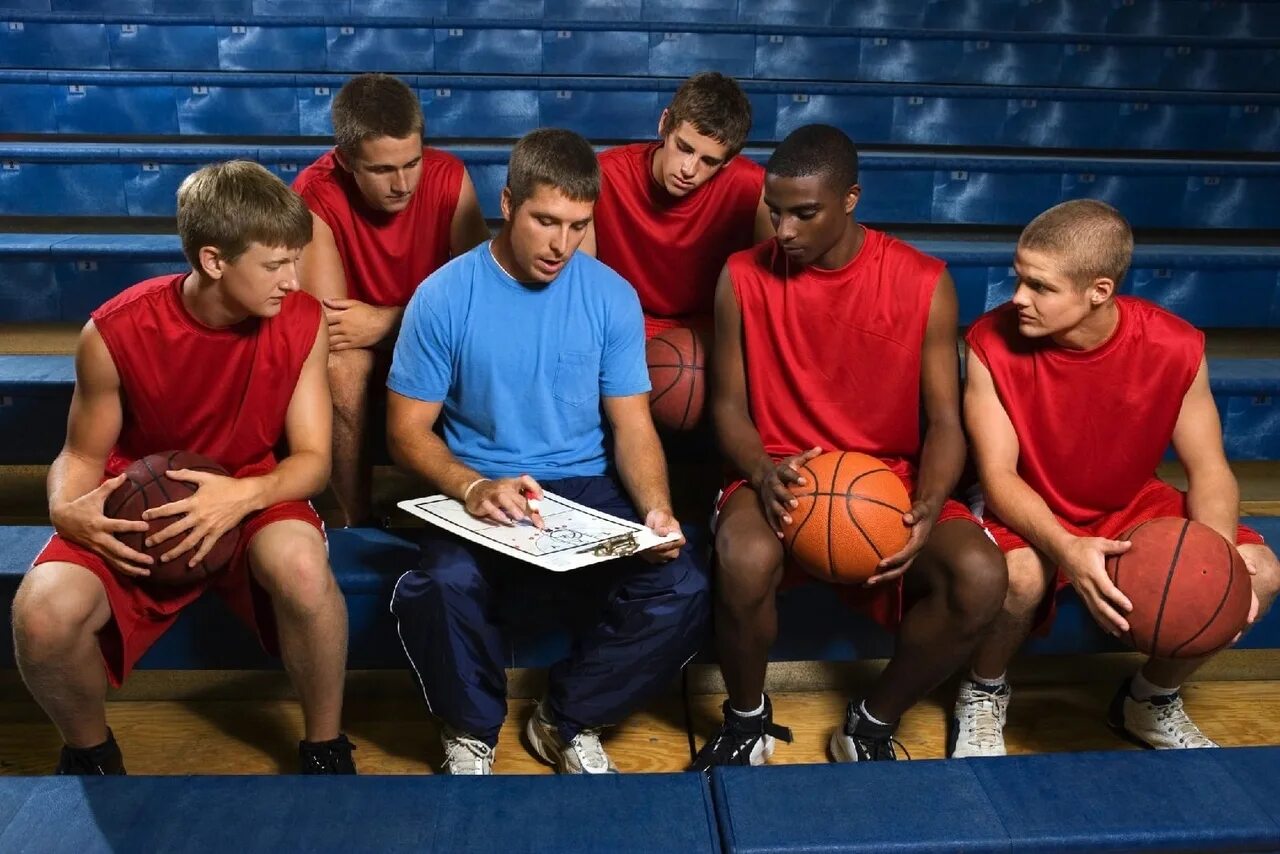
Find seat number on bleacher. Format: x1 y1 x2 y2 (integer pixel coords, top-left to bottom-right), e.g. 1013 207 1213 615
2 161 18 171
556 30 571 39
556 90 571 99
120 24 137 35
192 86 209 95
951 170 968 181
1154 269 1172 279
142 162 159 172
663 33 679 41
232 25 247 34
1204 176 1221 186
314 87 329 96
278 163 297 172
769 35 784 44
68 85 86 96
1256 396 1273 406
908 96 924 106
448 28 464 37
873 37 888 46
340 26 354 35
792 94 809 103
1078 173 1095 183
6 22 23 32
436 88 451 98
76 261 97 272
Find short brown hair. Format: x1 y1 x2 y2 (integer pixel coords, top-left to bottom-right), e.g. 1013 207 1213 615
177 160 312 268
505 128 600 210
332 73 424 158
660 72 752 157
1018 199 1134 287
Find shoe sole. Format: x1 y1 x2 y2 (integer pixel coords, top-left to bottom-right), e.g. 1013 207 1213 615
524 714 564 771
828 730 854 763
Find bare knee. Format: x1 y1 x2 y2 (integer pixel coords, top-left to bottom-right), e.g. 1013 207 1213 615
715 524 784 613
1242 545 1280 614
12 564 110 658
252 538 340 616
1004 547 1050 616
929 529 1007 634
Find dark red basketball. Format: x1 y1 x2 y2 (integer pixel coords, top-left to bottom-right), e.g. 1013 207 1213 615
646 326 706 432
780 451 911 584
1105 517 1251 658
104 451 242 586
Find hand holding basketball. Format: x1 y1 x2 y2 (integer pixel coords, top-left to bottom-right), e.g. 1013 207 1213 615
142 469 259 567
465 474 544 528
51 473 153 577
1058 535 1134 636
752 447 823 536
640 508 685 563
867 498 941 585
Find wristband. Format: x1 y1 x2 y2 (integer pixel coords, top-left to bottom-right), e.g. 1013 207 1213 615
462 478 489 503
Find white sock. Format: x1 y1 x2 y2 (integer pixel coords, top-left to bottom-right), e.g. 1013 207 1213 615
858 700 890 727
1130 670 1178 701
730 697 765 718
970 669 1007 690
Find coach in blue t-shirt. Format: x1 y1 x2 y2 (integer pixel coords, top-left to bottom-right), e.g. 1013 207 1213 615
387 129 708 776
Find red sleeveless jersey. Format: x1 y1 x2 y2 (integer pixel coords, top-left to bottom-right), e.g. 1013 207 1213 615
966 296 1204 526
91 275 322 479
594 143 763 322
293 147 463 307
730 228 946 463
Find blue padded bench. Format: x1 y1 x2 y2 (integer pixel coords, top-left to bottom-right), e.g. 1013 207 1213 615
713 747 1280 853
6 234 1280 330
1 519 1278 671
0 0 1278 37
4 71 1279 153
6 143 1280 231
0 773 721 853
1 15 1277 92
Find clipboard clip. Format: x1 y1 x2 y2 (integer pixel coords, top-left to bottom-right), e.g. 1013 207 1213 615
576 532 639 557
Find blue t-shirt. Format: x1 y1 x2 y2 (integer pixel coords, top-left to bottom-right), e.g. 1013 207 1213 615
388 242 651 480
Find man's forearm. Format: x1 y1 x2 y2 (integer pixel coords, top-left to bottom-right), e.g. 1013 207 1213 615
915 420 966 509
377 306 405 347
983 469 1076 563
390 427 485 502
1185 466 1240 544
240 449 330 513
613 424 673 515
714 403 773 485
48 451 107 512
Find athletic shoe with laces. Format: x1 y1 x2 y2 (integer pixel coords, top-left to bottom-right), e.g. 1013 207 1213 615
441 725 496 775
55 729 126 775
690 695 793 772
525 701 618 774
829 701 905 762
949 679 1010 758
1107 677 1218 749
298 733 358 774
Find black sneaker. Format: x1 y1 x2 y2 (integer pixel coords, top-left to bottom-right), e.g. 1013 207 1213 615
689 695 793 772
299 733 358 774
829 701 906 762
55 730 126 775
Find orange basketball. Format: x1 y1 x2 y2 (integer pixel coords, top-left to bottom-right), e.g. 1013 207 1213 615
781 451 911 584
646 326 706 432
1106 517 1251 658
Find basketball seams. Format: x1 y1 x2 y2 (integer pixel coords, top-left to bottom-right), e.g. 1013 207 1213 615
786 460 823 564
1150 519 1191 657
1111 518 1157 651
827 453 847 577
1168 534 1239 658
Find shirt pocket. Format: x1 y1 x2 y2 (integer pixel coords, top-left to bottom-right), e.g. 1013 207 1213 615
552 350 600 407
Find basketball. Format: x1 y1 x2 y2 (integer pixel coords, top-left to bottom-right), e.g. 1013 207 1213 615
1106 517 1252 658
647 326 706 432
104 451 242 586
781 451 912 584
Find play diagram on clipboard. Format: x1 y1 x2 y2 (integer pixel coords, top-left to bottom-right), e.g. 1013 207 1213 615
398 490 681 572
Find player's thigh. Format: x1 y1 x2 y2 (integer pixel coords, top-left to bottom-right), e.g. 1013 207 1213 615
13 561 112 646
247 519 336 607
715 486 786 599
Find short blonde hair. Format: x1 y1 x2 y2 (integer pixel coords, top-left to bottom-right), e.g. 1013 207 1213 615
1018 199 1134 287
176 160 312 269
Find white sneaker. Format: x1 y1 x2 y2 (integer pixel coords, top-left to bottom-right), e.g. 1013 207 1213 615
1107 679 1218 749
525 701 618 774
440 725 495 775
949 679 1010 758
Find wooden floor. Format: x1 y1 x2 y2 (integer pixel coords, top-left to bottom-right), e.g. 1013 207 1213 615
5 680 1280 775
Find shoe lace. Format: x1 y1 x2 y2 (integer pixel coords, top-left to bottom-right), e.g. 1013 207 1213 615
569 728 612 773
444 732 494 773
1154 696 1216 748
854 733 909 761
958 687 1007 750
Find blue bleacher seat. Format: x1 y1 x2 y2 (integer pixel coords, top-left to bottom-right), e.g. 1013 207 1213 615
175 73 301 136
434 24 541 74
0 19 109 70
753 33 862 82
421 84 539 141
539 84 664 142
735 0 829 26
0 774 722 853
648 30 754 78
0 71 55 133
51 71 181 136
542 28 648 76
325 24 434 74
643 0 735 23
359 0 446 18
107 22 218 72
218 23 327 72
546 0 640 21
